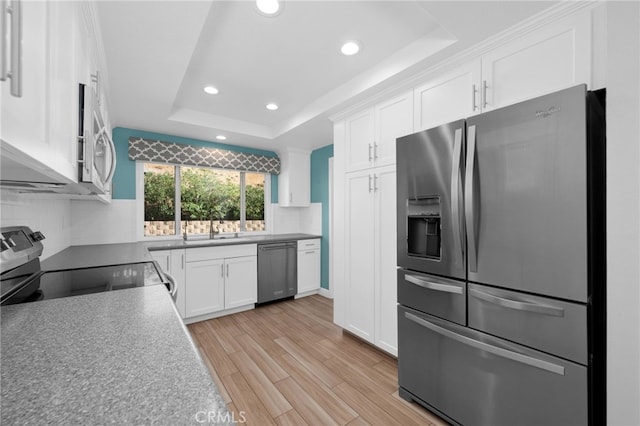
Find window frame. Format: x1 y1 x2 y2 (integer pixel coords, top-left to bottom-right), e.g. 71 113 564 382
136 161 271 240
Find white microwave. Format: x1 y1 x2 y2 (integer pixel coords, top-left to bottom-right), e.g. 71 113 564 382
78 83 116 195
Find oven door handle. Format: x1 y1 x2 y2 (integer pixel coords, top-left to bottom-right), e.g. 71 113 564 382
163 271 178 300
404 274 463 294
405 312 565 375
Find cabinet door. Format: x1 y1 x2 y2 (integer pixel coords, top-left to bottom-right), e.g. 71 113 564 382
345 109 375 173
279 149 310 207
46 1 79 182
344 170 375 342
225 256 257 309
374 91 413 166
1 1 49 159
185 259 225 317
414 62 481 131
150 250 171 273
170 249 186 318
481 12 591 111
297 248 321 294
374 165 398 356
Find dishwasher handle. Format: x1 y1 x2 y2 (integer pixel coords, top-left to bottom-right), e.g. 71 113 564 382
258 242 297 251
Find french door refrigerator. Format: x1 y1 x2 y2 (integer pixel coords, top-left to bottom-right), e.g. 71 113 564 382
396 84 605 426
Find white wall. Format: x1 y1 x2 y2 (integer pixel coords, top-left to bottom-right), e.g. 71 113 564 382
605 2 640 425
0 192 72 259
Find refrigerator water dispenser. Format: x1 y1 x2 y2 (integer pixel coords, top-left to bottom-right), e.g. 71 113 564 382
407 197 441 259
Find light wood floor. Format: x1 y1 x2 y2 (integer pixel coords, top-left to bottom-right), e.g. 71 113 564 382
188 295 449 426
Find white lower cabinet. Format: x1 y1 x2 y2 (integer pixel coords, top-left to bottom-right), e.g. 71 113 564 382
297 239 321 296
184 244 257 320
344 165 397 355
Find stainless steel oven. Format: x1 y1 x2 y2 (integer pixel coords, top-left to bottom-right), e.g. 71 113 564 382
1 226 176 306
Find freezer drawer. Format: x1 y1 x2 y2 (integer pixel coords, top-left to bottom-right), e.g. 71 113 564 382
468 283 588 364
397 269 466 325
398 306 588 426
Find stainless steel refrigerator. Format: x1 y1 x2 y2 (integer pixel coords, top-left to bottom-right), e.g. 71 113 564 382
396 84 606 426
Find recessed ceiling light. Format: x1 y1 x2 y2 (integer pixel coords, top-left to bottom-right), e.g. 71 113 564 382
266 103 278 111
341 41 361 56
216 135 227 141
203 86 219 95
256 0 280 16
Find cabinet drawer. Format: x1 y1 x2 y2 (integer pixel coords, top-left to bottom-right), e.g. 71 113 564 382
398 306 587 426
297 239 320 251
398 269 466 326
468 283 587 364
186 244 257 262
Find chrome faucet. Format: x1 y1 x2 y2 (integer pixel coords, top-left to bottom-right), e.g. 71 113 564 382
209 216 219 239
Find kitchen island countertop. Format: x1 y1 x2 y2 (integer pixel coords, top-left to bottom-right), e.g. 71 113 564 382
0 285 232 425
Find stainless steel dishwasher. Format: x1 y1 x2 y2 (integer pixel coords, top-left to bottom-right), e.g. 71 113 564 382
257 241 297 304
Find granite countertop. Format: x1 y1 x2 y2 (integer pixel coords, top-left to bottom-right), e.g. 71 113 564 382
41 233 320 271
1 286 231 425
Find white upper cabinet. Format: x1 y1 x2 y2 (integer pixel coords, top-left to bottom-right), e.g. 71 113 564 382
374 91 414 167
481 11 591 111
413 10 591 129
1 1 50 171
345 91 413 172
278 148 310 207
414 62 482 131
345 109 375 173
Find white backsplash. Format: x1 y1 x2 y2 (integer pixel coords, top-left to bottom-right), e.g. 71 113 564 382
70 199 138 245
271 203 322 235
0 191 72 260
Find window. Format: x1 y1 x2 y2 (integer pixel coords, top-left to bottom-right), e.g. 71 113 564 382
143 163 268 237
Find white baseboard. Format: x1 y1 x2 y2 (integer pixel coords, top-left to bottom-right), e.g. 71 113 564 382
318 287 332 299
182 304 254 324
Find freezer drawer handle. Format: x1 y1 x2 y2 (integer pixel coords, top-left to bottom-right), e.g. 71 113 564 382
405 274 463 294
404 312 565 376
469 288 565 317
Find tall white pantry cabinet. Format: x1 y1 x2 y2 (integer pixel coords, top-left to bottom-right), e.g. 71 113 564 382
331 6 593 357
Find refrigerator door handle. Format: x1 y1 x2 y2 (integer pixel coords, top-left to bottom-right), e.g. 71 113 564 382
405 274 463 294
469 288 565 317
465 124 478 272
404 312 565 376
451 128 464 268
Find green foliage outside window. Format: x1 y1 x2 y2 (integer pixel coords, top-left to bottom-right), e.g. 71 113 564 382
144 166 264 222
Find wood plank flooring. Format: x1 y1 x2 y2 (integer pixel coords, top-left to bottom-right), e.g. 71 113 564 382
188 295 449 426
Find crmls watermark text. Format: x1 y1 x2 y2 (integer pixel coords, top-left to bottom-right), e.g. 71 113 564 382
195 410 247 424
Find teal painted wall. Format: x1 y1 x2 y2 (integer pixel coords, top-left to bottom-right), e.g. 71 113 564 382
310 144 334 290
111 127 278 200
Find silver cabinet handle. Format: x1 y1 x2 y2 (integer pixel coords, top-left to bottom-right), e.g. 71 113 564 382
373 142 378 160
465 124 478 272
304 250 317 255
1 0 7 81
405 312 565 376
450 128 464 269
5 0 20 96
368 175 372 193
220 264 224 278
482 80 488 108
405 274 463 294
368 143 373 162
469 288 565 317
226 263 229 277
373 174 378 192
181 253 185 269
165 257 169 271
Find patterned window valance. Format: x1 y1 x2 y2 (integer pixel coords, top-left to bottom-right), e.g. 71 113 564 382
128 137 280 175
